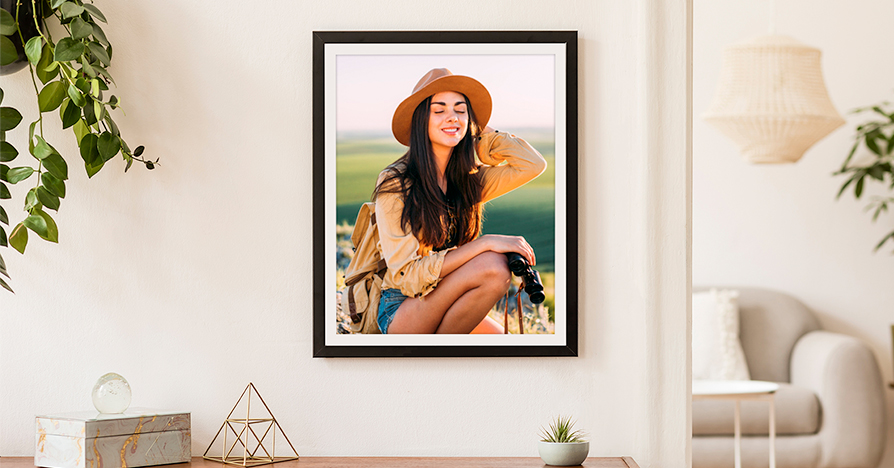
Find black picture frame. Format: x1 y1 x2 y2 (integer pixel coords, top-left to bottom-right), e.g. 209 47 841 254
313 30 578 357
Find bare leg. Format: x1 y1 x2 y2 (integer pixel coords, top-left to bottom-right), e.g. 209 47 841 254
387 251 511 334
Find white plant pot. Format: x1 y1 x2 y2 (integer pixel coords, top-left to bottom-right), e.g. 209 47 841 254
538 441 590 466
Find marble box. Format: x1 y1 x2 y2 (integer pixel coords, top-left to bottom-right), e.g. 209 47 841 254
35 408 191 468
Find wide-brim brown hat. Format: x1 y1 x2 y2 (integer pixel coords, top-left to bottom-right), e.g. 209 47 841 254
391 68 492 147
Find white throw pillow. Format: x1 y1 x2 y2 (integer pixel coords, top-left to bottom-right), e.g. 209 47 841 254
692 289 750 380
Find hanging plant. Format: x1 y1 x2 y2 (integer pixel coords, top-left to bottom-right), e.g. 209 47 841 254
834 99 894 253
0 0 155 293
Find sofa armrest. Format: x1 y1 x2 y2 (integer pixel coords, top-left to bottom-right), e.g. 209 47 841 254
791 330 886 468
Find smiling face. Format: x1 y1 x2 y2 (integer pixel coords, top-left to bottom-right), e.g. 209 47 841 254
427 91 469 158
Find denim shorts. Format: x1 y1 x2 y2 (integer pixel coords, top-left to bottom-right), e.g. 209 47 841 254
378 288 408 334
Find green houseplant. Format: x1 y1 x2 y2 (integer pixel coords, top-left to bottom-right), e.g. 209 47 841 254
538 415 589 466
0 0 154 292
834 99 894 253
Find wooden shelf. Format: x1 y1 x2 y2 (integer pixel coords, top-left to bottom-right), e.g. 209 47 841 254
0 456 640 468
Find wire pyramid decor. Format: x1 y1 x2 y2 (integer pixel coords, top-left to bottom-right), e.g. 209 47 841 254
203 383 299 467
703 35 844 164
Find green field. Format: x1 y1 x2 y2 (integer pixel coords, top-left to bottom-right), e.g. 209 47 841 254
336 134 556 272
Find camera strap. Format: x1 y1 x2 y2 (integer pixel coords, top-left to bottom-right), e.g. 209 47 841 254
502 279 527 334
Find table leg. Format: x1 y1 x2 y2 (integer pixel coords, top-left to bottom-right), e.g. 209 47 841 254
769 395 776 468
735 400 741 468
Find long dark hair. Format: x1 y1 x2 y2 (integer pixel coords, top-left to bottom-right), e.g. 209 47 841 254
374 94 484 249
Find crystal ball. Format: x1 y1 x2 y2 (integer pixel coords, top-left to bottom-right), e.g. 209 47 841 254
91 373 132 414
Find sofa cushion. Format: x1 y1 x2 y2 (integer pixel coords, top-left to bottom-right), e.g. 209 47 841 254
692 289 750 380
694 287 821 382
692 382 820 435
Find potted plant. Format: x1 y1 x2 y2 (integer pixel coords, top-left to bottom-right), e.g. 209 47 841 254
0 0 154 293
834 99 894 253
538 415 589 466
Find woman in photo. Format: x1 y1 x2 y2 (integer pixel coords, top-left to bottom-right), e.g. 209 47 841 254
374 68 547 334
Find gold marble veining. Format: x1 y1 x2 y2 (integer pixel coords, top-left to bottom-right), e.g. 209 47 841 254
119 417 151 468
37 427 47 454
93 428 101 468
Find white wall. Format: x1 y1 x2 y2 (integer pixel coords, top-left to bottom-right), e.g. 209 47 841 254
0 0 690 466
694 0 894 465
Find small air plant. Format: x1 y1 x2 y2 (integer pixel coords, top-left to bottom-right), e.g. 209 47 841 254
539 415 587 443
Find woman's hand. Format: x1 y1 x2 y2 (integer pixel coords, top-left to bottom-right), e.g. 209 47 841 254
480 234 536 266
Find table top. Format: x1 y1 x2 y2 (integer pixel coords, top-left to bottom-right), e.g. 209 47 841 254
692 379 779 397
0 456 640 468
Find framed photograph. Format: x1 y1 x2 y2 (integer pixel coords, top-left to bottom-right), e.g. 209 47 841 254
313 30 578 357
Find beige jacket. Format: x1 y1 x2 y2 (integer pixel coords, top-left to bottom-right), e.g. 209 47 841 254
375 131 547 298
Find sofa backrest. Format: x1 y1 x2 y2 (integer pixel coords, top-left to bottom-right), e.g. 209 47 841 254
694 287 821 382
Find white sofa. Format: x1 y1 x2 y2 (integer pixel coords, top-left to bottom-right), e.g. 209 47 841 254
692 287 886 468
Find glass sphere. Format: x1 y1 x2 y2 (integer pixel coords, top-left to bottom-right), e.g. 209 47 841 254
91 373 132 414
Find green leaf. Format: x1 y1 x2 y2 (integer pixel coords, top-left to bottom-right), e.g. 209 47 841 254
50 0 67 8
0 141 18 162
0 163 6 180
0 204 7 224
0 225 6 248
87 42 110 66
41 172 65 198
93 99 103 121
79 132 99 165
43 153 68 180
67 84 85 107
91 23 109 47
60 2 85 19
90 78 99 97
0 181 9 199
72 119 89 143
38 81 67 112
32 136 55 160
70 18 93 40
865 130 884 156
85 159 103 178
35 209 58 243
75 77 89 94
60 99 80 129
36 186 60 211
23 213 48 239
6 166 34 184
855 176 865 198
97 132 120 162
81 59 96 78
83 96 97 125
35 44 59 84
9 222 27 253
24 188 39 210
25 36 43 65
104 113 119 135
54 37 85 62
0 275 12 293
875 230 894 252
0 107 23 131
0 87 3 104
0 9 16 36
0 36 16 66
82 4 107 23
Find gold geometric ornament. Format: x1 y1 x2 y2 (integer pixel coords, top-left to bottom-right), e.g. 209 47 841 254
703 35 844 164
203 383 299 467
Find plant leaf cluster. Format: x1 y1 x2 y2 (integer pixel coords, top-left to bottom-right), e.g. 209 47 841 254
834 100 894 253
539 415 587 443
0 0 155 292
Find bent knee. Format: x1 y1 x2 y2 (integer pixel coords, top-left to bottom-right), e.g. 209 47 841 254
472 251 511 285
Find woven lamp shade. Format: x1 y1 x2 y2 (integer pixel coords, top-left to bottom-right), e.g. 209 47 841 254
703 35 844 163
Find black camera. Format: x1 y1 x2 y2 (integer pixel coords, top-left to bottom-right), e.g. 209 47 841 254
505 252 545 304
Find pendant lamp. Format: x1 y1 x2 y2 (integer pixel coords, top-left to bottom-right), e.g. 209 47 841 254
703 35 844 164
